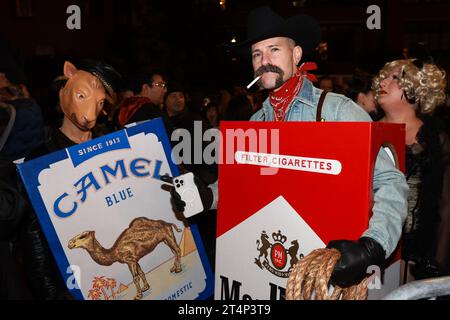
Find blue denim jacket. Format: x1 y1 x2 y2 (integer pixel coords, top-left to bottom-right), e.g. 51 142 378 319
211 78 408 257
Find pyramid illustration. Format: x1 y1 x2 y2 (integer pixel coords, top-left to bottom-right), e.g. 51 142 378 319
117 283 128 293
179 227 196 256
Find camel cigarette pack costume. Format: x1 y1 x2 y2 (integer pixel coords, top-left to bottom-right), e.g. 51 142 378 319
18 118 213 300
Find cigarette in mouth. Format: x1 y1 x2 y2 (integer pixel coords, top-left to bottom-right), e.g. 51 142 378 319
246 75 261 89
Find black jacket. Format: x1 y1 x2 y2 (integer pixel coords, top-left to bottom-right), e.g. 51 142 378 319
2 99 45 160
20 129 77 300
0 152 28 299
403 116 450 274
0 153 26 240
162 108 218 185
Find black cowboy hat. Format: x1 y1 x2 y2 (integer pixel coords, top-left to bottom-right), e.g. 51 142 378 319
234 6 321 56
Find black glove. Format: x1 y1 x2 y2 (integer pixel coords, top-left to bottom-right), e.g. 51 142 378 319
326 237 385 288
160 174 214 213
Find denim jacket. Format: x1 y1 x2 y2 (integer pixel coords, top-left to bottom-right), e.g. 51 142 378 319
210 78 408 257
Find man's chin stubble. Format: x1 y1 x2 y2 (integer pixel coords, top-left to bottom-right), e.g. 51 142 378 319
258 78 284 90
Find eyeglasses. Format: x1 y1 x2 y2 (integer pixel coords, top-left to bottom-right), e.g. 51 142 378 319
152 82 167 88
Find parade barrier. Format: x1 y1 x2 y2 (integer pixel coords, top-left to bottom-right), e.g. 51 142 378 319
215 121 405 300
18 118 213 300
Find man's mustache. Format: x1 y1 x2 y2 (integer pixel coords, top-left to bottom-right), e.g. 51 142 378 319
254 64 284 78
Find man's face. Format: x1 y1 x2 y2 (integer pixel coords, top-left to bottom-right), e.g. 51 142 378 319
251 37 302 90
165 91 185 116
148 74 167 105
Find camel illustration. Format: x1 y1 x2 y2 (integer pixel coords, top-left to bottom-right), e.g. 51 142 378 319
68 217 182 300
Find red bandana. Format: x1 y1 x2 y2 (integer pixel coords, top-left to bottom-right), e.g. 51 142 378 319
269 62 318 121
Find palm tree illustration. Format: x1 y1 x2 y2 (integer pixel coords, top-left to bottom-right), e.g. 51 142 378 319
92 276 108 300
106 278 117 299
88 288 101 300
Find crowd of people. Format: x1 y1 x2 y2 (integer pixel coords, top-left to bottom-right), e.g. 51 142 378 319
1 5 450 300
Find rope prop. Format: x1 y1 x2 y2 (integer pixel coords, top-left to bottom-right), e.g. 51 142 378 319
286 248 368 300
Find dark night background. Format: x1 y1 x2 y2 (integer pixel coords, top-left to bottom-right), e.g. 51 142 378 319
1 0 450 109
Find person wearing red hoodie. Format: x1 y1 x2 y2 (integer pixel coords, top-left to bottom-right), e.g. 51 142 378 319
116 71 167 128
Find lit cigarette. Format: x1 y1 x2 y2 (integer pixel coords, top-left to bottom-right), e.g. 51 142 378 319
246 76 261 89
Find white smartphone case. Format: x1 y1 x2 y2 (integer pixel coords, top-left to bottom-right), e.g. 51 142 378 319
173 172 204 218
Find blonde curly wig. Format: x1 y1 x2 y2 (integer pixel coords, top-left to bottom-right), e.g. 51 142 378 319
372 59 447 114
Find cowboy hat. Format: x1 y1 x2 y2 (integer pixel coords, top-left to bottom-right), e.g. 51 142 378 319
234 6 321 56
